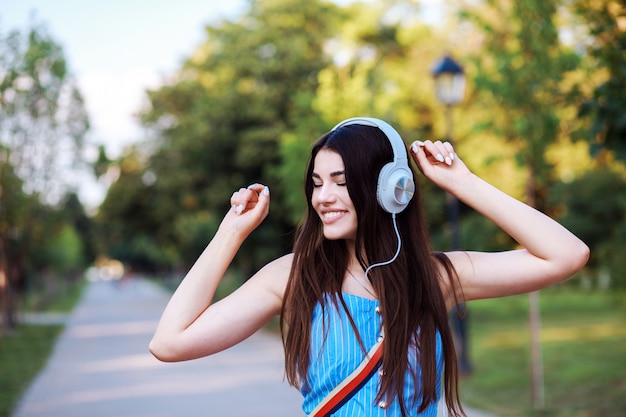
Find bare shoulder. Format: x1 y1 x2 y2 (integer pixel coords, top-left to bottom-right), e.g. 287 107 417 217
247 252 293 302
434 250 474 311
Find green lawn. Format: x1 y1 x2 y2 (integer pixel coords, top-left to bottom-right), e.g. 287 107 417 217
0 279 85 417
459 289 626 417
0 325 64 416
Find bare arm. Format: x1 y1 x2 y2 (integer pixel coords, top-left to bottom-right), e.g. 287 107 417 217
149 184 291 362
410 141 589 308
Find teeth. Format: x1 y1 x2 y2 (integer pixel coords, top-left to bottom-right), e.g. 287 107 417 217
324 211 343 218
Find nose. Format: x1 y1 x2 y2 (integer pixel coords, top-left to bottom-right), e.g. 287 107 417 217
315 183 337 204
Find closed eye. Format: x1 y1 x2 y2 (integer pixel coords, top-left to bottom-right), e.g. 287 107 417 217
311 171 346 187
311 181 346 188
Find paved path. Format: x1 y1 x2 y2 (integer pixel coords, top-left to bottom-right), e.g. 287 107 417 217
13 278 496 417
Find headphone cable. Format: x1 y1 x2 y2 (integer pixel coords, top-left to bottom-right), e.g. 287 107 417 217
364 213 402 282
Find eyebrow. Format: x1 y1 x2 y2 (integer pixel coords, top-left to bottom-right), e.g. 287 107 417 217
311 171 346 179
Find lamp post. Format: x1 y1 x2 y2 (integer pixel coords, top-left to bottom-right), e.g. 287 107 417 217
431 54 472 375
431 55 465 250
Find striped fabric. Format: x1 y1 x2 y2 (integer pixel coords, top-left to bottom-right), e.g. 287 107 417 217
309 334 383 417
301 293 441 417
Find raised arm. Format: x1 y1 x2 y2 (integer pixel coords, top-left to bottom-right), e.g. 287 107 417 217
410 141 589 306
149 184 291 362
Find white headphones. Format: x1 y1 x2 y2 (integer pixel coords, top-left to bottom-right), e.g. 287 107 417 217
331 117 415 214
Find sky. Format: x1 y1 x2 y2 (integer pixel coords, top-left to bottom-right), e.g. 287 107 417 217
2 0 247 208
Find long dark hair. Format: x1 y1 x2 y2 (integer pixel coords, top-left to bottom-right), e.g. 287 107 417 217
280 124 464 416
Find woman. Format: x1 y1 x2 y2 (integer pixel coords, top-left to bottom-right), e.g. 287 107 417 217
150 117 589 417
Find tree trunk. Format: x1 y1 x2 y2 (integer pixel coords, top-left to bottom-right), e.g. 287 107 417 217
525 166 545 410
0 237 18 336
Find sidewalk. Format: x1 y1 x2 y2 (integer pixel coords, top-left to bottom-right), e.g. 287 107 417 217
12 278 496 417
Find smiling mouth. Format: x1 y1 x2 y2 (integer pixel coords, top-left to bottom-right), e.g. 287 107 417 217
323 211 345 219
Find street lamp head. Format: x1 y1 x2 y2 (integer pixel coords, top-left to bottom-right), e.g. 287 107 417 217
431 55 466 106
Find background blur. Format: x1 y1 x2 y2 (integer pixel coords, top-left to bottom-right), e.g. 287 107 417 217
1 1 625 416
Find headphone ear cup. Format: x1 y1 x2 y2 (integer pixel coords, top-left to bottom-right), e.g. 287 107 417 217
377 163 415 214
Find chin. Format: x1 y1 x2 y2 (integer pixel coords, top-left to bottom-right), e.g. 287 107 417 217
323 230 356 241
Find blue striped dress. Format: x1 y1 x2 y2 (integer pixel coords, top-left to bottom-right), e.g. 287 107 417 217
301 293 442 416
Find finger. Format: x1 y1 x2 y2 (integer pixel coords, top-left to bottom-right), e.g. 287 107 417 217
410 141 432 174
411 139 455 169
231 185 270 215
246 183 267 195
431 141 449 164
418 140 444 164
255 185 270 215
410 140 425 156
230 189 244 214
231 188 256 214
245 184 269 204
442 141 457 164
431 140 455 166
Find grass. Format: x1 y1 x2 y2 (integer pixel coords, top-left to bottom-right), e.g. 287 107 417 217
41 279 86 312
0 279 86 417
0 325 64 416
458 289 626 417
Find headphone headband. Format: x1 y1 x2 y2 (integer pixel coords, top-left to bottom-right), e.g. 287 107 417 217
331 117 409 165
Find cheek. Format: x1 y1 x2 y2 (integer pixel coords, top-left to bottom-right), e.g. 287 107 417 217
342 189 356 208
310 189 320 207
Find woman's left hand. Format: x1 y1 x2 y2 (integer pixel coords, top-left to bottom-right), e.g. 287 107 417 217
409 140 471 193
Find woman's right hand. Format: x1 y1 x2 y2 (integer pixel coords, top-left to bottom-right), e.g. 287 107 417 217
150 182 282 362
220 183 271 239
409 140 472 194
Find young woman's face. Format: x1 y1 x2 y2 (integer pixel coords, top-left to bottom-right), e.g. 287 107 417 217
311 149 358 241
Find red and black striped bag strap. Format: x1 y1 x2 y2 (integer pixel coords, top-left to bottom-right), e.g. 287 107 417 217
309 337 384 417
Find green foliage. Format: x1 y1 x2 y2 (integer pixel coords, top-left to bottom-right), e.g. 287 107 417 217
40 224 84 275
60 193 98 265
549 168 626 288
277 130 313 224
88 0 626 288
97 0 342 273
461 290 626 417
0 153 30 239
573 0 626 161
459 211 515 252
95 148 175 271
0 19 93 330
0 19 89 200
174 211 220 257
595 223 626 290
550 168 626 250
460 0 582 209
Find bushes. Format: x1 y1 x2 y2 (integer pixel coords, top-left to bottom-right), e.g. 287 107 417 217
550 169 626 289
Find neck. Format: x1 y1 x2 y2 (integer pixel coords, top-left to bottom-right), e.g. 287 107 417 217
345 239 369 267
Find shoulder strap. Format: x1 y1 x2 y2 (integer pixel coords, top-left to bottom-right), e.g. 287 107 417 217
309 338 384 417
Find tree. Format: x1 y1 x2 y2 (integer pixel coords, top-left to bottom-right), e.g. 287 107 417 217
311 1 474 247
550 168 626 288
96 147 179 273
0 21 89 202
573 0 626 161
0 20 90 332
0 155 31 332
102 0 342 276
459 0 583 410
